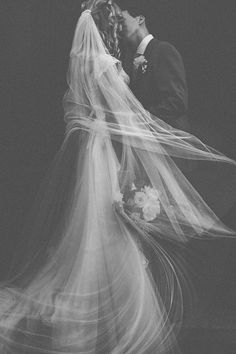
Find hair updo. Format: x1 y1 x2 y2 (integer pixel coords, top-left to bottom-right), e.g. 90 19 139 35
81 0 122 59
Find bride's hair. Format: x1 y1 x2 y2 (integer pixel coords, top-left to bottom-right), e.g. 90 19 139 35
81 0 122 59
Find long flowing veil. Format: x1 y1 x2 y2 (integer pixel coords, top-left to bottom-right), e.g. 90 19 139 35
0 8 235 354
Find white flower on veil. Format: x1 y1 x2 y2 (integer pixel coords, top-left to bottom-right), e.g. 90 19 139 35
114 191 123 203
134 191 148 208
143 201 161 222
115 183 161 224
143 186 160 201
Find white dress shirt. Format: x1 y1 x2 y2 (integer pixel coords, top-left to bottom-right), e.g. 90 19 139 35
136 34 154 55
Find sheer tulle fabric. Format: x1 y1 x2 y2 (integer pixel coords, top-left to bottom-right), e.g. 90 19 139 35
0 10 235 354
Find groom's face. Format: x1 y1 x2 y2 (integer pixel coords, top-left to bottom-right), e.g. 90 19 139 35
121 10 140 42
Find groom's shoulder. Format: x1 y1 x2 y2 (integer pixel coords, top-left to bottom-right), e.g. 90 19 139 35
150 39 181 59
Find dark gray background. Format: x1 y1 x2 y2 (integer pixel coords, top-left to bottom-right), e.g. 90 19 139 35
1 1 236 352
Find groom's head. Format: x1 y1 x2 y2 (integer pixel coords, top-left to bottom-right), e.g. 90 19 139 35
117 1 150 49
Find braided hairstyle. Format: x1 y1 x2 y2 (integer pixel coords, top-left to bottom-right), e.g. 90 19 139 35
81 0 122 59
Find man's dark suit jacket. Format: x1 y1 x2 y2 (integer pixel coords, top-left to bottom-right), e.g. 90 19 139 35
130 38 189 131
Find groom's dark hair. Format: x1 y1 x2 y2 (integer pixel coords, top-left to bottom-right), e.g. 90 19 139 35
117 0 150 26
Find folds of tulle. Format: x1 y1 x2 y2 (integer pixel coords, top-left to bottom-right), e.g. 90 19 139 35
0 132 182 353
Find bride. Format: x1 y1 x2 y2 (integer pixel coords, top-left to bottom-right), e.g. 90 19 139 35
0 0 235 353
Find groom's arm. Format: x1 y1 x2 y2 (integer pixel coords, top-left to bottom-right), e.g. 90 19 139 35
149 42 188 126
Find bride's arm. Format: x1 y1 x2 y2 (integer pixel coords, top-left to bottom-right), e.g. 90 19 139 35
116 61 130 85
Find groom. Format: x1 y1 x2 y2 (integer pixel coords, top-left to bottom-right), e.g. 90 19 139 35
118 1 189 131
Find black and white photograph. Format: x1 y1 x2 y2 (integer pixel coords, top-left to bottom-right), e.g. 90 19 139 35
1 0 236 353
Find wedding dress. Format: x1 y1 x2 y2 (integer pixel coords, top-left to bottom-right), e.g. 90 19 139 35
0 9 235 354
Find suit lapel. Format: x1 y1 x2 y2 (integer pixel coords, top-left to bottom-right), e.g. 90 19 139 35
143 37 157 59
132 38 158 87
131 39 153 94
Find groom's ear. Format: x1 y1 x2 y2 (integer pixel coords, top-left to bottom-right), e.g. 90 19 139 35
137 15 145 25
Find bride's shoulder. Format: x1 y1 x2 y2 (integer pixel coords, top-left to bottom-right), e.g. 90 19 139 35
92 53 120 79
97 53 119 64
99 55 130 84
96 53 120 70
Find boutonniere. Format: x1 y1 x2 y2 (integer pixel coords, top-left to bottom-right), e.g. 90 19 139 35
133 55 148 74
